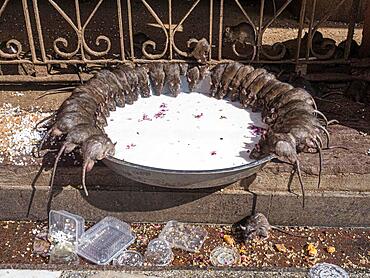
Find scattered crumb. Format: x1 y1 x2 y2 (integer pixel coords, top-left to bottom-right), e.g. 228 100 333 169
0 103 51 165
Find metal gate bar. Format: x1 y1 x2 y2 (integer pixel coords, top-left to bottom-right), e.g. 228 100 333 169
0 0 360 83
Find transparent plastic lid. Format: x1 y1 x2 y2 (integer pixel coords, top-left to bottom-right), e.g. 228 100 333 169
49 210 85 244
77 216 135 265
210 246 240 266
308 263 349 278
144 238 173 266
159 220 208 252
113 250 144 267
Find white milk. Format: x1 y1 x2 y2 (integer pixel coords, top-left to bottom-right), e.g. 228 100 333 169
104 77 265 170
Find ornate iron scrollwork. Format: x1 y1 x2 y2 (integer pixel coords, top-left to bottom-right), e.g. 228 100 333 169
0 0 361 82
0 39 23 59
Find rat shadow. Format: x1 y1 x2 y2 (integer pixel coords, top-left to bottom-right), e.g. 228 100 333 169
79 166 253 212
31 147 255 213
27 146 78 217
40 151 262 214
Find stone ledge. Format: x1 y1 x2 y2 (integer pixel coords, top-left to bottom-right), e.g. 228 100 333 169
1 179 369 226
1 161 370 193
0 265 369 278
1 150 370 226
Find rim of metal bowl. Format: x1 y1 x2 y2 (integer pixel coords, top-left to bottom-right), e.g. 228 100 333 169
104 154 274 174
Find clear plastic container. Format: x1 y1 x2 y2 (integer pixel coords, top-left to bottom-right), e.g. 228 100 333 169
144 238 173 266
113 250 144 267
49 241 79 265
158 220 208 252
308 263 349 278
210 246 240 266
77 216 135 265
49 210 85 244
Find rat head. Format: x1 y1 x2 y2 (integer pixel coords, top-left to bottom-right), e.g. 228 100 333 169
169 81 180 95
249 131 269 159
114 93 125 108
223 22 255 45
80 135 115 196
223 26 235 43
240 224 269 241
250 132 297 164
190 38 210 64
178 63 189 76
82 135 116 172
151 68 165 94
274 137 297 164
187 67 199 84
262 132 297 164
139 65 149 73
199 65 210 80
240 213 270 241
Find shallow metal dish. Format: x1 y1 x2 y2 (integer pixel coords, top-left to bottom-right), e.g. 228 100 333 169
103 155 273 189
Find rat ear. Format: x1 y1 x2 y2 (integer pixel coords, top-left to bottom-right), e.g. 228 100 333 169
85 159 95 173
275 140 296 164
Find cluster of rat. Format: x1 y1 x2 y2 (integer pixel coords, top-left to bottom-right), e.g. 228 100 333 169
39 60 329 203
38 63 190 196
205 62 329 206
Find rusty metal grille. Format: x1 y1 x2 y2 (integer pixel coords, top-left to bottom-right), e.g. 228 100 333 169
0 0 361 83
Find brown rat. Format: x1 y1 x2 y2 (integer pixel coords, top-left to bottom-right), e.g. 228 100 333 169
85 78 116 111
112 67 133 104
250 130 307 207
135 65 151 98
223 22 256 60
114 90 126 108
210 63 228 97
187 66 200 91
164 63 181 97
262 82 294 112
188 38 210 64
239 68 267 106
243 72 275 107
224 22 256 45
198 65 210 80
264 99 328 126
269 88 316 112
179 63 189 76
239 213 307 241
228 65 254 101
49 124 103 196
37 111 97 160
218 62 243 99
81 134 115 196
147 62 166 96
116 65 140 102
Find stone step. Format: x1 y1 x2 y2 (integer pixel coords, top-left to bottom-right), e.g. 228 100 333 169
1 163 369 227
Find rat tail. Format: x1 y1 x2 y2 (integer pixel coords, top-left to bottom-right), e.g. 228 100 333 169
295 160 305 208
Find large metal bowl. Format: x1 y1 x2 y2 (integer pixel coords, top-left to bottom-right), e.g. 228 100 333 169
103 155 273 189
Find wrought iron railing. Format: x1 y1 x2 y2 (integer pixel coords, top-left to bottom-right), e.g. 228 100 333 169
0 0 361 82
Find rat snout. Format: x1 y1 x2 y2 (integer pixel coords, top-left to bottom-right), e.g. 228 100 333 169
103 140 116 158
222 33 228 46
249 147 262 159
